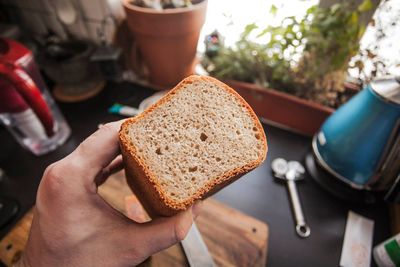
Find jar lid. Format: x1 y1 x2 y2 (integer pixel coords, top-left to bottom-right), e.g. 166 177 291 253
370 76 400 105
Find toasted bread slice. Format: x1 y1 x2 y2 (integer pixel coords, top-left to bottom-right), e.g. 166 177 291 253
119 75 267 216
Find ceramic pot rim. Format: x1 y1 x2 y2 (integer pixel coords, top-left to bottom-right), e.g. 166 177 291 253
123 0 207 15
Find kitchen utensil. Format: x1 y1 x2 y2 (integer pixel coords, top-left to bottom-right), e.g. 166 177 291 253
311 76 400 202
0 38 71 156
53 0 77 25
39 0 68 39
52 0 88 39
0 172 269 267
181 223 216 267
272 158 311 238
108 104 141 117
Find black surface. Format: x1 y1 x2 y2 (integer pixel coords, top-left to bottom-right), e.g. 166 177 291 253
0 197 18 229
0 82 391 267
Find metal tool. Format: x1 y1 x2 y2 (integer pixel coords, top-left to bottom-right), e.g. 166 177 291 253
271 158 311 238
181 223 216 267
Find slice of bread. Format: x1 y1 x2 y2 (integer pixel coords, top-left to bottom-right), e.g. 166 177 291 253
119 75 267 217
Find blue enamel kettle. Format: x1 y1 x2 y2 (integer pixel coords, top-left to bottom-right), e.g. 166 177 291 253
313 76 400 194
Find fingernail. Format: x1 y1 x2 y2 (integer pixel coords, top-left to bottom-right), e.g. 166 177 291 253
192 201 203 219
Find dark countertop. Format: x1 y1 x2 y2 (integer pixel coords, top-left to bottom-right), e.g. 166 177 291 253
0 82 391 267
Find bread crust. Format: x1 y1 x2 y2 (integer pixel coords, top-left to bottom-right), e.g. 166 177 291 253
119 75 267 217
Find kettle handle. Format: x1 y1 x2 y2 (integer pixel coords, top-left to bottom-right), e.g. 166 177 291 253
0 62 55 136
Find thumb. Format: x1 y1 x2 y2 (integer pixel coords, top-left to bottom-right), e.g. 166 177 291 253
133 203 202 256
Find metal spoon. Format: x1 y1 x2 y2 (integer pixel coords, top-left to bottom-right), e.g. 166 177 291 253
271 158 311 238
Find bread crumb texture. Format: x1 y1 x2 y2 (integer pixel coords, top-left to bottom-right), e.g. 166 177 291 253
125 76 266 204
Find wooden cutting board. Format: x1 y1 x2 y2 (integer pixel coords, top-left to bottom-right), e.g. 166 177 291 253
0 172 268 266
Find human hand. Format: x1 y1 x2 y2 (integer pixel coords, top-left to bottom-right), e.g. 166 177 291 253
17 121 201 267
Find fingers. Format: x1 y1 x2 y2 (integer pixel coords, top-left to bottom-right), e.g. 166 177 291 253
142 210 193 254
106 155 124 175
133 203 203 256
191 201 203 219
64 120 125 183
95 155 124 186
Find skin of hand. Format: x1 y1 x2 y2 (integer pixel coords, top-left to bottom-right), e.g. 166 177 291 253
16 120 202 267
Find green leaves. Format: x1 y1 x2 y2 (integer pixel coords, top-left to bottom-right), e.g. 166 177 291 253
358 0 373 12
241 23 258 39
256 27 271 38
202 1 372 107
270 4 278 16
300 2 367 79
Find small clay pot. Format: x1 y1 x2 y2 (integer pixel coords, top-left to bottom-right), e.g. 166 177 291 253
123 0 208 87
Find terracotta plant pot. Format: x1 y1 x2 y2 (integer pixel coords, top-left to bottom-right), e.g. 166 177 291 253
225 80 335 136
123 0 208 87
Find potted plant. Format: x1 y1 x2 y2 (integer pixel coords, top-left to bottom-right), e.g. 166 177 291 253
202 0 374 136
123 0 207 87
